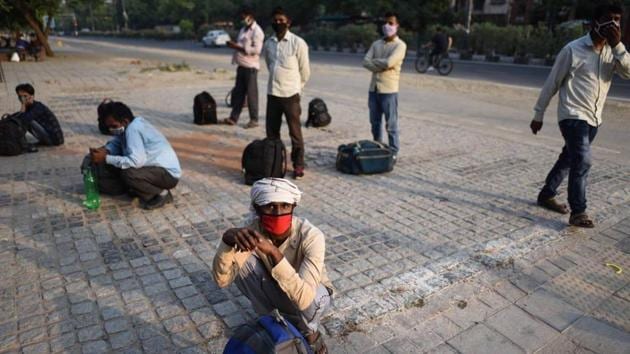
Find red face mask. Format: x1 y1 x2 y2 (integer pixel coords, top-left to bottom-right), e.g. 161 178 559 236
260 213 292 236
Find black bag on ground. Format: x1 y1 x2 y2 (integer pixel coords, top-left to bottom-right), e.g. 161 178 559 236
97 98 113 135
193 91 218 125
336 140 395 175
0 113 28 156
242 138 287 185
306 98 331 128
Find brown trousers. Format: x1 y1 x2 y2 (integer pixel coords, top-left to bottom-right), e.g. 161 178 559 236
265 94 304 168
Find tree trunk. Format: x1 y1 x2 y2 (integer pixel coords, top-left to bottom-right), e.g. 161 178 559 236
23 9 54 57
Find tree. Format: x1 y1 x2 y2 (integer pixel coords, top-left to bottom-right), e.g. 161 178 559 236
1 0 63 57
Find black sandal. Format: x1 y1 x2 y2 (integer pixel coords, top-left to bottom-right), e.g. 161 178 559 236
569 213 595 228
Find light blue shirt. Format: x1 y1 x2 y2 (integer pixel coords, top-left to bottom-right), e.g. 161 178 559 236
105 117 182 179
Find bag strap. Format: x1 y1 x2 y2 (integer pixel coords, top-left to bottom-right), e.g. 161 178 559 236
353 140 389 151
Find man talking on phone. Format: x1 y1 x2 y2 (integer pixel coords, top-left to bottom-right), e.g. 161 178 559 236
531 1 630 228
83 101 181 210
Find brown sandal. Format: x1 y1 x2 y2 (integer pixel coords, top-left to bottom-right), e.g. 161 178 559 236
537 197 570 214
307 331 328 354
569 213 595 228
221 118 236 125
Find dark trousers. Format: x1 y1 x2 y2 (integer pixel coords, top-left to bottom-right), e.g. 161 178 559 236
29 121 53 146
266 94 304 168
230 66 259 122
82 156 178 202
539 119 598 215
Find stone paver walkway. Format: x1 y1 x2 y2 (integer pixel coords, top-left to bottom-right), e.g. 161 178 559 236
0 45 628 354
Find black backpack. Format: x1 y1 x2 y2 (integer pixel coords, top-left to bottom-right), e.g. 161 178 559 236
193 91 217 125
242 138 287 185
306 98 331 128
97 98 113 135
0 113 28 156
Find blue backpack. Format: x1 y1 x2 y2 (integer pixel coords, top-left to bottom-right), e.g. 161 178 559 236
224 310 313 354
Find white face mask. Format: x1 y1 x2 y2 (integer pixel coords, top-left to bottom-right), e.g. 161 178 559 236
382 23 398 38
109 126 125 136
594 19 621 37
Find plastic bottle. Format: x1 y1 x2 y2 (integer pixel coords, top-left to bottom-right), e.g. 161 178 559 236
82 167 101 210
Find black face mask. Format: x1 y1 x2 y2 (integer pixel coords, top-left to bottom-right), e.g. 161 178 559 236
272 22 288 35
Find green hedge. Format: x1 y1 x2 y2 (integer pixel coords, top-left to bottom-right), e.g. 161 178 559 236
303 24 416 52
433 22 584 58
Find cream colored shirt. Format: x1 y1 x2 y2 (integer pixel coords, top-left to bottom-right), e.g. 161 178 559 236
263 31 311 97
363 36 407 93
534 34 630 127
212 217 332 311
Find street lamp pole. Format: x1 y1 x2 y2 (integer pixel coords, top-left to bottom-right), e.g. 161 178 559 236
120 0 129 30
466 0 473 34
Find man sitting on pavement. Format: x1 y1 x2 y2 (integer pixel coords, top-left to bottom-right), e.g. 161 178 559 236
531 1 630 228
212 178 332 354
16 83 64 147
85 101 181 210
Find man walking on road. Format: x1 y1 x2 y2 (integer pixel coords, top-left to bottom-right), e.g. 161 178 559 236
531 2 630 228
263 7 310 179
223 6 264 129
363 12 407 158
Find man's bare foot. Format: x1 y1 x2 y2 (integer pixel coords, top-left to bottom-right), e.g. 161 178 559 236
306 331 327 354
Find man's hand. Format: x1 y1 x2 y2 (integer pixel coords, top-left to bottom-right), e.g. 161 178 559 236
90 147 107 164
253 237 284 265
227 41 242 51
530 120 543 135
222 228 260 252
603 24 621 48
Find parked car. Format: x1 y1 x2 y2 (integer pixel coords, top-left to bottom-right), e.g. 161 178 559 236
202 30 230 47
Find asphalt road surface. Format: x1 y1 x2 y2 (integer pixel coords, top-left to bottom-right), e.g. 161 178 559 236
62 36 630 100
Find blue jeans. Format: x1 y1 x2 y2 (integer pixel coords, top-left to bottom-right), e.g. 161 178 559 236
539 119 598 214
368 91 400 153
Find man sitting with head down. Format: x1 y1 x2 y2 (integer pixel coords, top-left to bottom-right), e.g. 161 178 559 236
212 178 332 353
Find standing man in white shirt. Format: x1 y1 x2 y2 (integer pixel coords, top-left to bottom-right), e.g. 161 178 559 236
223 6 265 129
531 2 630 228
363 12 407 158
263 7 310 180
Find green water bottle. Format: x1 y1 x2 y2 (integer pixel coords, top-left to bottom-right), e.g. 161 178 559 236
82 167 101 210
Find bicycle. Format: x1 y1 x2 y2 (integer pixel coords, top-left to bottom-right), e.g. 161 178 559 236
415 49 453 76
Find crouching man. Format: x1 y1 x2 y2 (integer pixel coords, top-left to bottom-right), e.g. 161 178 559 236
84 101 181 210
212 178 332 353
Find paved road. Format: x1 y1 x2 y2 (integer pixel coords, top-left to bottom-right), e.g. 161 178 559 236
64 36 630 100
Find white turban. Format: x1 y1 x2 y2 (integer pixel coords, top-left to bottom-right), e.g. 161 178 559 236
250 178 302 208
